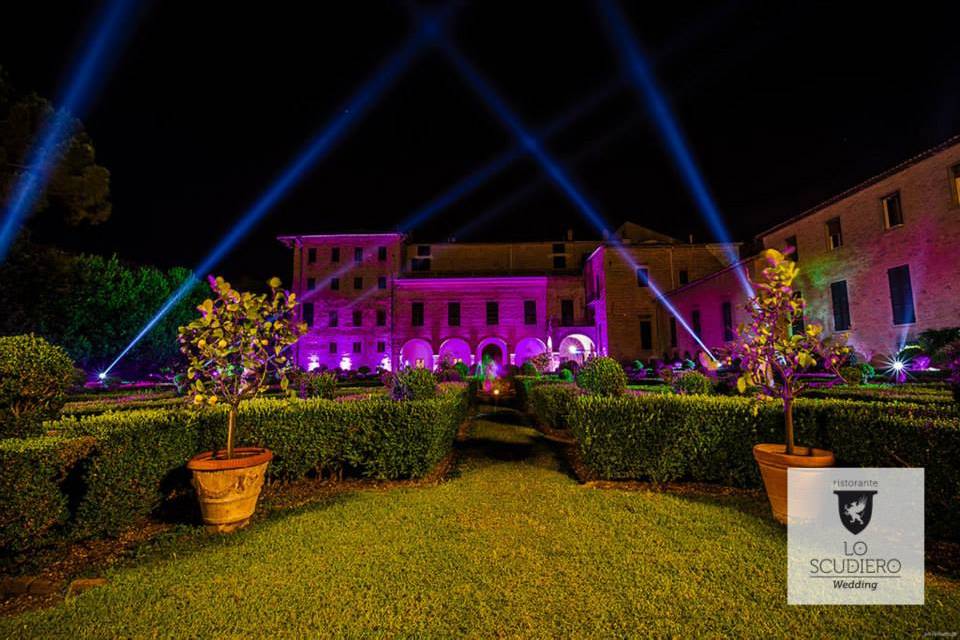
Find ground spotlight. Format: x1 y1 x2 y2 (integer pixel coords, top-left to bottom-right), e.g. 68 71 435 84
101 14 448 376
597 0 753 298
0 0 142 262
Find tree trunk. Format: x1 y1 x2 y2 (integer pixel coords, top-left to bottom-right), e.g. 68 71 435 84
226 406 237 459
784 395 795 456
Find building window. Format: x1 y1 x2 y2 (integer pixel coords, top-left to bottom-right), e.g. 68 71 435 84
411 302 424 327
303 303 314 327
354 276 363 290
448 302 460 327
692 310 702 337
378 246 387 261
679 270 688 285
377 340 386 353
553 255 567 269
882 192 904 229
353 341 362 354
888 265 916 325
411 258 431 272
791 291 805 335
785 235 798 262
378 276 387 289
486 301 499 325
552 243 565 254
329 310 338 327
560 299 574 326
354 247 363 263
376 309 386 326
639 319 652 351
952 164 960 205
722 301 734 342
826 217 843 250
524 300 536 325
329 342 337 354
669 316 677 348
830 281 851 331
331 247 340 263
417 245 431 257
636 268 649 287
307 277 315 290
331 277 339 291
352 310 362 327
307 248 317 263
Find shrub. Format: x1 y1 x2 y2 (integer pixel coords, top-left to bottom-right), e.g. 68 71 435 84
520 361 539 376
453 361 470 379
559 360 579 376
435 360 463 383
388 367 438 401
0 436 93 555
514 375 567 412
298 370 338 399
673 371 714 395
839 365 865 386
559 368 574 382
576 357 627 397
529 384 579 429
568 394 960 540
0 334 76 438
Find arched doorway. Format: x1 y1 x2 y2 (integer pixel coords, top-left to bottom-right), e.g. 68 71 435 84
514 337 547 366
476 337 508 369
400 339 433 369
558 333 595 365
438 338 471 366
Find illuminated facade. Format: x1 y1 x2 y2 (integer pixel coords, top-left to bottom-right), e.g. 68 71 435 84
670 135 960 363
279 225 737 370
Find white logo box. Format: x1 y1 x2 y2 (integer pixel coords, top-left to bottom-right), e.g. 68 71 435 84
787 468 924 605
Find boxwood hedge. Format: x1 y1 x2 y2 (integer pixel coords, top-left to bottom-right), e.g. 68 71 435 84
567 394 960 540
528 384 580 429
0 387 468 557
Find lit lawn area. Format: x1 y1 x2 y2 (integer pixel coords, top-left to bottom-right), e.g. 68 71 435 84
2 412 958 638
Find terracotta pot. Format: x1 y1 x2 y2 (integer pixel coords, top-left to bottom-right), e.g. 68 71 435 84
186 447 273 533
753 443 834 524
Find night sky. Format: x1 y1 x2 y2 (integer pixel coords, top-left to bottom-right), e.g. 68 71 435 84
3 1 960 282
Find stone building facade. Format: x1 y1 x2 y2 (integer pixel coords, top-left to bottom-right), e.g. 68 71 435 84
280 136 960 371
669 136 960 363
279 225 736 371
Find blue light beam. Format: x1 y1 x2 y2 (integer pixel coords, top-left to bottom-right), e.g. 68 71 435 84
438 40 717 360
398 81 618 232
102 24 435 376
597 0 754 298
0 0 142 262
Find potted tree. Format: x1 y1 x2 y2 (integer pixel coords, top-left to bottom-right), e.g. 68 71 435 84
179 276 304 532
725 249 848 523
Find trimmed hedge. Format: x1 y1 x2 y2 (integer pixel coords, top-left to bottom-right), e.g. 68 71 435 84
0 388 468 556
0 436 94 553
529 384 579 429
568 394 960 540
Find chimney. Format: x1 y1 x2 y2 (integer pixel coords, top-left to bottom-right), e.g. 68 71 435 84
688 234 694 244
566 228 574 242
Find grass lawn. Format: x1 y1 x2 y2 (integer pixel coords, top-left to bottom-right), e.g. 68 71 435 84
2 409 957 638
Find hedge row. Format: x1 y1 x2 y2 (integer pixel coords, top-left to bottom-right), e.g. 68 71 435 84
514 376 569 412
565 394 960 540
0 387 468 557
528 384 580 429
